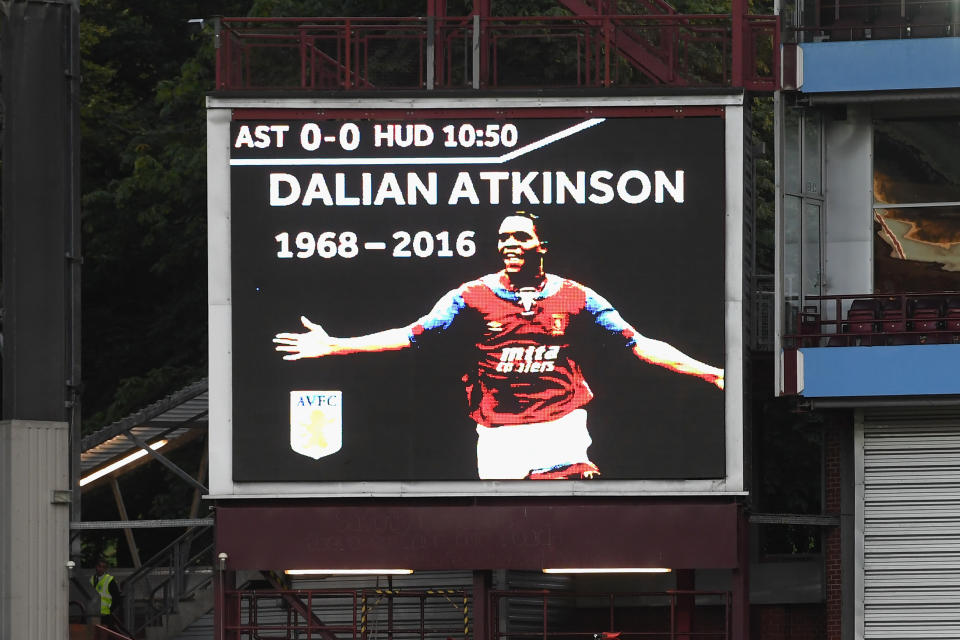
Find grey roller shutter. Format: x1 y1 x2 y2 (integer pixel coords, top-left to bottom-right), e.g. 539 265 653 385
862 409 960 639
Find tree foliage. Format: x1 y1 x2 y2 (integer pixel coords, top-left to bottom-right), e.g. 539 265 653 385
80 0 249 429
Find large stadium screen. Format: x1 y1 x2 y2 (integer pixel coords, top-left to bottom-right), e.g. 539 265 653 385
224 104 730 485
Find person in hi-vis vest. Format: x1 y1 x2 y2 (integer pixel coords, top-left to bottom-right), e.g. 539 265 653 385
90 558 122 628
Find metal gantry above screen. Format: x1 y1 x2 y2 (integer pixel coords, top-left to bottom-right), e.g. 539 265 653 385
212 11 779 92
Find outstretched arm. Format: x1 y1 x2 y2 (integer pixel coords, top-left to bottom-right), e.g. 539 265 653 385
632 336 725 390
580 286 724 390
274 316 412 360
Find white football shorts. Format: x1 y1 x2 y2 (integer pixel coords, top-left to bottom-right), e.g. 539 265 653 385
475 409 592 479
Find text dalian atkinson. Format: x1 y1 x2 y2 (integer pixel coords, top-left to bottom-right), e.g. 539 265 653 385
268 169 686 207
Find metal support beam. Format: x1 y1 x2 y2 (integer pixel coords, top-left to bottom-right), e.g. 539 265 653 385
70 519 214 530
472 570 491 640
110 478 142 568
123 429 208 494
189 438 209 519
215 567 237 640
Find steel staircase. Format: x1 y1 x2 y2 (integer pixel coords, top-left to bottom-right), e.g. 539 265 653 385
119 526 215 640
553 0 690 84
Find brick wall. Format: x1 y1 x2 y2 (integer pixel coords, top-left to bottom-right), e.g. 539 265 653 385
823 427 842 640
751 604 825 640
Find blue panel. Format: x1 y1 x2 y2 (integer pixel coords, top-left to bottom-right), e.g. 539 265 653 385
799 39 960 93
800 344 960 397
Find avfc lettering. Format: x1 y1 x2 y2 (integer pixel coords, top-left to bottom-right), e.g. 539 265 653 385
296 393 339 407
495 345 561 373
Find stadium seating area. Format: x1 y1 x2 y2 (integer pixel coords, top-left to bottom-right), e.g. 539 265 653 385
791 294 960 347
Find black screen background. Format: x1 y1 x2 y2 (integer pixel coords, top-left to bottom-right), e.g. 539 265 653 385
230 114 727 482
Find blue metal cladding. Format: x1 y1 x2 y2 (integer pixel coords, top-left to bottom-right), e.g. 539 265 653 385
799 38 960 93
799 344 960 396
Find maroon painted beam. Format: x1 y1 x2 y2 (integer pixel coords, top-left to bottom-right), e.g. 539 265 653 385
216 500 741 571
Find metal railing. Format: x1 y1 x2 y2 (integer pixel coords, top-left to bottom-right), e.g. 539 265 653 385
489 589 732 640
92 625 136 640
222 588 472 640
219 587 731 640
121 525 214 636
784 291 960 348
786 0 960 41
213 14 778 91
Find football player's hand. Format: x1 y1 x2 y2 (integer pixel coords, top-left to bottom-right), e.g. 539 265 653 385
712 372 724 390
274 316 335 360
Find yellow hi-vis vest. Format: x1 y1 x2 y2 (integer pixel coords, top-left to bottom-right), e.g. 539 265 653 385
91 573 114 615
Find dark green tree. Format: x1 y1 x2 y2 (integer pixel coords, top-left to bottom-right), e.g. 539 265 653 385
80 0 248 429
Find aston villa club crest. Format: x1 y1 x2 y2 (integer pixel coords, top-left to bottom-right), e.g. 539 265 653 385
551 313 568 336
290 390 342 460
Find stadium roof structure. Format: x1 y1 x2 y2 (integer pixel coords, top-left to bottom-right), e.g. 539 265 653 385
79 378 208 494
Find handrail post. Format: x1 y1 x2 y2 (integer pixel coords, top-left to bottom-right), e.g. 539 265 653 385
608 592 615 631
124 583 134 636
472 14 480 89
344 19 352 89
603 15 611 87
173 540 183 612
669 591 676 640
426 16 435 89
420 593 427 640
542 593 547 640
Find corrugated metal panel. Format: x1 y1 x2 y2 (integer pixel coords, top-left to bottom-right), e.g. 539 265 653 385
0 421 70 639
80 380 208 475
863 414 960 639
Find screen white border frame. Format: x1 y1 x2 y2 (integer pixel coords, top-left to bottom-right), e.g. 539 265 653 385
206 94 746 498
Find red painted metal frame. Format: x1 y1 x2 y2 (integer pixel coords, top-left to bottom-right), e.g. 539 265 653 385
487 589 732 640
92 625 134 640
215 586 733 640
213 14 778 91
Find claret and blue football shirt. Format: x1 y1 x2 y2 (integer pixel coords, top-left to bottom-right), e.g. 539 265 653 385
409 272 639 427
